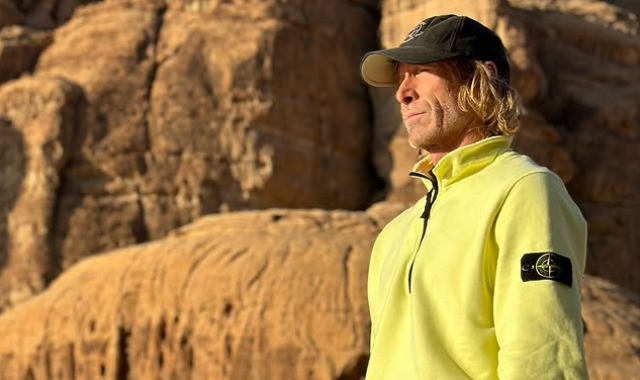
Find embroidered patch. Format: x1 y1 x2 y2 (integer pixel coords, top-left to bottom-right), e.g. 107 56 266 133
520 252 572 287
402 21 429 43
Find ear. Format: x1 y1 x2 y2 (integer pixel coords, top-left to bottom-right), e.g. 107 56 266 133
484 61 498 80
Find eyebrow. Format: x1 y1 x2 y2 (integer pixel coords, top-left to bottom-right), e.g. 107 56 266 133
394 63 434 85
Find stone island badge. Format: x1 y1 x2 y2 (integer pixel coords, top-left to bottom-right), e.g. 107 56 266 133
520 252 572 287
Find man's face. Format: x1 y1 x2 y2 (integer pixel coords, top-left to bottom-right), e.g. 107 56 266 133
395 62 472 153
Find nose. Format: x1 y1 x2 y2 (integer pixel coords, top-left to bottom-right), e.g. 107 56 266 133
395 73 418 105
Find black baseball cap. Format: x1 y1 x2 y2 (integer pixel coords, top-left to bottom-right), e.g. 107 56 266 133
361 14 510 87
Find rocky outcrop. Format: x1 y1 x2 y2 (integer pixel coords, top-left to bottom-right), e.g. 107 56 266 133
0 0 383 309
372 0 640 294
0 205 636 380
40 0 380 265
0 207 390 380
0 76 81 311
34 0 167 270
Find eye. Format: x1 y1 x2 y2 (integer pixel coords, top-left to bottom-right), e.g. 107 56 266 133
394 71 409 86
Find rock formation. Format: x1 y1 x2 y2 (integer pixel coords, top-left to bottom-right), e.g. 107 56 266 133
0 205 637 380
0 207 390 380
0 76 81 309
0 0 383 309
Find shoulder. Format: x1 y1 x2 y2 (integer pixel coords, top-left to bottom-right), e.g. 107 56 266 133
493 149 552 179
488 150 583 216
494 151 586 227
496 151 571 200
471 149 558 199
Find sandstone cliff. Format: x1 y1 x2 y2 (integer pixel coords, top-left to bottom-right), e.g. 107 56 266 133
0 0 383 310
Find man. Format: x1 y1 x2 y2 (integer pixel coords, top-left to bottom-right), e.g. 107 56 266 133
360 15 588 380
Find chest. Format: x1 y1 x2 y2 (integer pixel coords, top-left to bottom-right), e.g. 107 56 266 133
376 190 502 298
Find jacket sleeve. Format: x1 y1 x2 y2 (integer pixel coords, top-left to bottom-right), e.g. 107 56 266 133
493 171 589 379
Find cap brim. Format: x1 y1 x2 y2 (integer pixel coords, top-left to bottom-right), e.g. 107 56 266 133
361 46 461 87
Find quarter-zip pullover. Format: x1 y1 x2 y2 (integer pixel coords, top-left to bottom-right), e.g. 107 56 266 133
366 136 588 380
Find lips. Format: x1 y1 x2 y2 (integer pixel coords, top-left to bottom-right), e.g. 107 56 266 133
404 111 425 120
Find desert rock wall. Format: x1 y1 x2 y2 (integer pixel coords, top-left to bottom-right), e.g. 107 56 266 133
0 0 383 310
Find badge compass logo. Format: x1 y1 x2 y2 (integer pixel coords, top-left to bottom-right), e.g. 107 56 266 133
402 21 428 44
535 253 561 279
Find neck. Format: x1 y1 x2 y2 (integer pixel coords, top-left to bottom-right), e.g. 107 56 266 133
428 129 482 165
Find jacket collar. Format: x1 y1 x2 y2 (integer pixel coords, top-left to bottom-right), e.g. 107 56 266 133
410 136 513 190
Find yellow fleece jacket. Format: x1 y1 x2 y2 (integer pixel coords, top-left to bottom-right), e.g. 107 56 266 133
366 136 588 380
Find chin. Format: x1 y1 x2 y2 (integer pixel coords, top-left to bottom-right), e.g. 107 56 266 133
408 136 430 151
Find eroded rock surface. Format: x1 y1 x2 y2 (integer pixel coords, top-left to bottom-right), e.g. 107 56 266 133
37 0 380 271
0 76 80 312
0 205 636 380
583 275 640 380
0 0 383 310
35 0 166 269
0 207 387 380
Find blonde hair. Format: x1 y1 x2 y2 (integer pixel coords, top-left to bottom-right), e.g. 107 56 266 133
441 59 522 138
